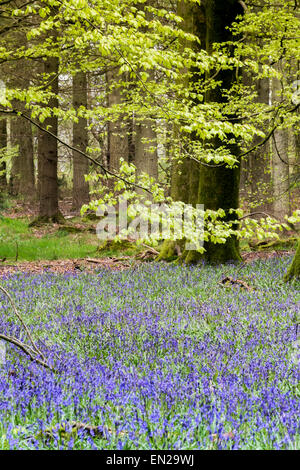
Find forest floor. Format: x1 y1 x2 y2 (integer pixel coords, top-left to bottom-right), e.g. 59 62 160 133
0 196 299 450
0 195 298 277
0 256 298 449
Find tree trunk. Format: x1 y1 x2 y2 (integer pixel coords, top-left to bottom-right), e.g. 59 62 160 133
19 116 35 197
289 119 300 213
72 71 89 212
156 154 192 261
133 3 158 193
37 128 43 200
158 0 243 264
197 164 241 263
284 240 300 282
37 56 62 222
7 36 35 198
271 69 290 220
135 119 158 180
272 127 290 220
194 0 243 264
181 0 243 264
157 0 203 261
240 77 272 214
106 69 129 173
9 107 20 196
9 112 35 198
0 118 7 191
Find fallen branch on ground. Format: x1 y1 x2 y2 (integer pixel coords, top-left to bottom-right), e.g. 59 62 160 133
0 285 55 371
30 421 127 442
0 333 55 371
0 285 44 359
219 276 253 291
139 243 159 255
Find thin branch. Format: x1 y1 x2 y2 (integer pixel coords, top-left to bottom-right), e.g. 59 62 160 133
0 333 55 371
238 211 280 221
0 109 152 194
186 152 226 168
239 124 277 159
139 242 159 255
0 285 44 360
272 133 289 165
239 102 299 159
238 0 248 12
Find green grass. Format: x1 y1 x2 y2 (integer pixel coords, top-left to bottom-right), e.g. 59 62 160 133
0 192 12 212
0 216 141 261
0 216 97 261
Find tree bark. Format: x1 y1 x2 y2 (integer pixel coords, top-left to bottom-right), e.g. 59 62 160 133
177 0 243 264
157 0 203 261
37 55 62 222
284 239 300 281
17 113 35 198
271 67 290 220
133 3 158 193
106 69 129 173
6 34 35 198
194 0 243 264
0 118 7 191
240 77 272 214
72 71 89 212
9 107 21 196
135 119 158 180
197 163 241 263
272 127 290 220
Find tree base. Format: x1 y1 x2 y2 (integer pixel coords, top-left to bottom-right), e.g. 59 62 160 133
28 212 65 227
284 240 300 282
179 249 203 265
156 240 185 262
202 239 242 264
97 239 133 252
157 238 242 265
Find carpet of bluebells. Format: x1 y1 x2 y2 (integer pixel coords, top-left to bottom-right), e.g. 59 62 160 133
0 257 299 450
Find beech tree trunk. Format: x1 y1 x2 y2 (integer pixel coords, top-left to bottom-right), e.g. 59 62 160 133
195 0 243 264
10 117 35 198
197 164 241 263
72 71 89 212
15 112 35 198
107 69 129 173
169 0 243 264
284 240 300 281
272 127 290 220
9 107 20 196
0 118 7 191
157 0 203 261
271 68 290 220
37 128 43 199
240 77 272 214
159 0 243 264
133 3 158 192
289 121 300 209
38 55 61 221
7 40 35 198
135 119 158 180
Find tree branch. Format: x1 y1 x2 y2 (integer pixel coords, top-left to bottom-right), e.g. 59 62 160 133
0 285 56 371
0 108 152 194
0 333 55 371
0 284 44 360
238 211 280 221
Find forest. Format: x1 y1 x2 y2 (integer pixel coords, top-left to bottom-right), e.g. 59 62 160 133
0 0 299 453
